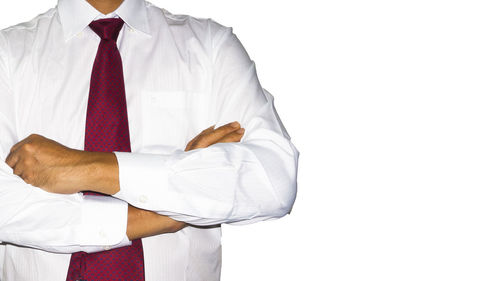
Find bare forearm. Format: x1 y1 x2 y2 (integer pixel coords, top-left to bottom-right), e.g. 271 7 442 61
73 150 120 195
5 134 120 195
60 154 185 239
126 205 186 240
7 123 244 195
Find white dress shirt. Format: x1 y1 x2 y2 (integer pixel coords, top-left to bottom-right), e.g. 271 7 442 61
0 0 299 280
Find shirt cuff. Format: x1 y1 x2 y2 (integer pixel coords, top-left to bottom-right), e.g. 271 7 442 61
113 151 170 210
83 235 132 254
77 195 130 249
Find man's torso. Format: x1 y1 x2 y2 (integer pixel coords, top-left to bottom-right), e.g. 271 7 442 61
0 3 227 281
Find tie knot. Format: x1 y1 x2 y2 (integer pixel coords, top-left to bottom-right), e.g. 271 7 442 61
89 18 125 42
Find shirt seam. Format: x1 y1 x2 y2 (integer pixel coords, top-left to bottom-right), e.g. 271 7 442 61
0 32 13 94
2 8 56 32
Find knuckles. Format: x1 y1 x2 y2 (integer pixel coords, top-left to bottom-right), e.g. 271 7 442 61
13 166 22 176
20 142 39 154
21 143 33 151
7 134 54 188
23 173 34 185
27 133 43 141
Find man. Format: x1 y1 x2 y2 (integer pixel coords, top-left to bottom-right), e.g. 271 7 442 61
0 0 299 280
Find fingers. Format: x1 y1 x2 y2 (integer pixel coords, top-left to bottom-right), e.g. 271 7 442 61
217 128 245 143
12 161 24 177
197 121 241 146
185 121 245 151
9 141 23 154
5 141 24 168
185 125 215 151
5 151 18 168
5 134 40 168
5 135 42 184
7 153 34 185
7 146 31 180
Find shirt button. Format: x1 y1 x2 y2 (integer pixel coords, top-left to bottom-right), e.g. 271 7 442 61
103 246 111 250
139 195 148 203
99 230 107 238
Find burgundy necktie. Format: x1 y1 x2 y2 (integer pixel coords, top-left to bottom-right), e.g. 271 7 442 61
66 18 145 281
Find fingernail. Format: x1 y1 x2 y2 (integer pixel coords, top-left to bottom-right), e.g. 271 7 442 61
237 128 245 134
230 122 240 128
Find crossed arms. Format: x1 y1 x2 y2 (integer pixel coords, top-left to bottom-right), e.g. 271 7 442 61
0 23 298 253
5 122 246 241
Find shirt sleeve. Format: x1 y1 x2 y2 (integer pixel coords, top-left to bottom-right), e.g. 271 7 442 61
113 22 299 226
0 32 130 254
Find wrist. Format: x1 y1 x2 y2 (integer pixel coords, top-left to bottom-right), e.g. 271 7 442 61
127 205 186 240
74 151 120 195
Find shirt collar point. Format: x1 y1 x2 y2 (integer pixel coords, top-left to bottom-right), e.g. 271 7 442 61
121 18 151 36
61 27 80 42
117 2 151 36
136 24 152 37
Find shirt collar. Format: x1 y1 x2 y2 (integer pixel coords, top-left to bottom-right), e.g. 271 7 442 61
58 0 151 41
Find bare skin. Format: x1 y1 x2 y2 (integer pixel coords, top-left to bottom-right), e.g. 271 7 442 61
87 0 124 15
5 121 245 240
5 0 247 243
5 121 244 195
127 122 245 239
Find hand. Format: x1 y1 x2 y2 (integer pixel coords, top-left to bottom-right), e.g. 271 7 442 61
126 121 247 239
5 134 118 194
6 134 79 192
185 121 245 151
129 121 246 237
4 135 186 238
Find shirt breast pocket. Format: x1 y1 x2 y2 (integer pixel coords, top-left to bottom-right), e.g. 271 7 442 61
141 90 209 149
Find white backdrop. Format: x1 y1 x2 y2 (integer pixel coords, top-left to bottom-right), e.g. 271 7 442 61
1 1 500 280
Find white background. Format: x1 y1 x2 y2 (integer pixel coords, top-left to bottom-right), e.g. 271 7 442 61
1 0 500 280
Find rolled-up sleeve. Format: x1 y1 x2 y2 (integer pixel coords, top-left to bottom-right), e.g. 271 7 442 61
114 21 299 226
0 32 130 254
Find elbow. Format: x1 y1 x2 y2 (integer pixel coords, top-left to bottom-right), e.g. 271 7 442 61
274 181 297 219
269 143 299 219
229 141 298 225
202 139 299 225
